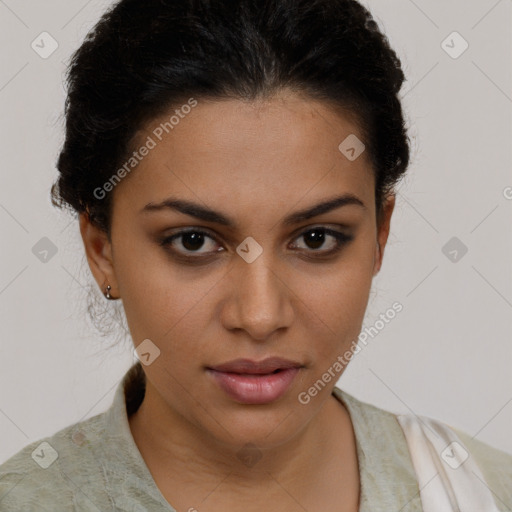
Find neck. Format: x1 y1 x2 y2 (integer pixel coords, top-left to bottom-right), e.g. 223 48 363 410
128 380 359 508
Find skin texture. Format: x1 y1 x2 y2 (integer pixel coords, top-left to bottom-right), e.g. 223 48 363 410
79 88 395 511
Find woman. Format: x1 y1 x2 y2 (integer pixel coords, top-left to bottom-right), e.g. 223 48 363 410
1 0 510 510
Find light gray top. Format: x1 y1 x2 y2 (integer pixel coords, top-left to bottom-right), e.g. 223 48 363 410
1 362 511 511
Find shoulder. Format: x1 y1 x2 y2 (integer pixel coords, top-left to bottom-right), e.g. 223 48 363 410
333 387 512 510
0 412 112 511
332 387 424 509
452 427 512 509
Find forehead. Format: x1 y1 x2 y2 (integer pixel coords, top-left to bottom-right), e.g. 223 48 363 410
115 90 375 217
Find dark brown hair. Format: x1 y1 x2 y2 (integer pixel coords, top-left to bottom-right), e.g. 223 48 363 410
51 0 410 235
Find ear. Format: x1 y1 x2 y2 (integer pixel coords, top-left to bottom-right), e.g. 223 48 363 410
79 213 119 297
372 194 395 276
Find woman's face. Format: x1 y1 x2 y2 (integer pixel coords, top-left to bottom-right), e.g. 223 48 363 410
81 89 394 449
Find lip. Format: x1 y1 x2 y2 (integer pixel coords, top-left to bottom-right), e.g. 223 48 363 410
206 357 303 404
209 357 303 374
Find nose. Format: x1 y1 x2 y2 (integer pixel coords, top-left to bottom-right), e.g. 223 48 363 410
220 254 294 341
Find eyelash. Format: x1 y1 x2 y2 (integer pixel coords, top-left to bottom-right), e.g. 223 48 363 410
159 226 354 262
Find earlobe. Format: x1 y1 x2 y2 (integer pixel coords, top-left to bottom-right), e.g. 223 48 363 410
79 213 119 298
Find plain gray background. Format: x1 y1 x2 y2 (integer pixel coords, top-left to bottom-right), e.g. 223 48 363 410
0 0 511 464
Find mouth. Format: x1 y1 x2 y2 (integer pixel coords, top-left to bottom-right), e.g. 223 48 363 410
206 357 303 404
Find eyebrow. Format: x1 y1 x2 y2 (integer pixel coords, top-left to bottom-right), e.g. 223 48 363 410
140 193 366 227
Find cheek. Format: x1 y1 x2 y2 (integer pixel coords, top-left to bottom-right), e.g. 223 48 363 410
113 233 211 342
295 243 375 357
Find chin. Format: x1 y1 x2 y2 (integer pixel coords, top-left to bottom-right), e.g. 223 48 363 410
203 403 303 450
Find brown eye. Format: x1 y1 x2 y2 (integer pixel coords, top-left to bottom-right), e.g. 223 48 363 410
302 229 327 250
160 229 222 256
290 227 353 256
181 232 206 251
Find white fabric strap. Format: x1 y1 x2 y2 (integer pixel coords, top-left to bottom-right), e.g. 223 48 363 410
397 414 500 512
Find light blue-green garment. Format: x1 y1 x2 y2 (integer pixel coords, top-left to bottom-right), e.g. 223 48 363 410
1 362 511 511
